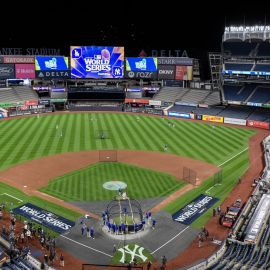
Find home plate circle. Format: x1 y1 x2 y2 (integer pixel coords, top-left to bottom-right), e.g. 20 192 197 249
103 181 127 190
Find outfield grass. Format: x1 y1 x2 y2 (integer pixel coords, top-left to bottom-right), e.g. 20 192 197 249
0 113 255 170
0 113 256 226
40 162 185 201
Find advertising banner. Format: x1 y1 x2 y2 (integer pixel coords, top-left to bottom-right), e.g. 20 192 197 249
246 102 263 107
38 99 50 105
51 88 65 92
125 71 157 79
196 114 202 120
158 57 193 66
224 117 247 126
24 100 38 106
172 194 218 225
158 65 175 80
247 120 269 130
0 64 15 79
15 64 35 79
202 115 224 123
175 101 197 107
149 100 162 106
33 86 50 91
126 57 157 72
124 99 149 104
168 112 194 119
175 66 193 80
4 56 35 64
70 46 124 78
35 56 69 71
12 203 75 234
35 70 70 79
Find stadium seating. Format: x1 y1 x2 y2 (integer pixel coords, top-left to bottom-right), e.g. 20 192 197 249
253 64 270 71
0 87 38 103
247 86 270 103
224 63 254 71
153 87 189 103
223 42 257 57
223 84 257 102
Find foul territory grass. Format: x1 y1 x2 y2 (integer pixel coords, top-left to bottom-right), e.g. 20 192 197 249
40 162 185 201
163 148 249 228
0 182 80 221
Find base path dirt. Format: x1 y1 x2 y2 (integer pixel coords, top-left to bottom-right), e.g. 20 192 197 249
0 149 218 218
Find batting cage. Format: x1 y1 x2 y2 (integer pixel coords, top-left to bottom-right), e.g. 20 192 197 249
82 264 143 270
183 167 197 186
95 130 111 140
99 150 118 162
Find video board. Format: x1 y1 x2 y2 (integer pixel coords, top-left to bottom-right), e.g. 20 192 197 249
70 46 124 78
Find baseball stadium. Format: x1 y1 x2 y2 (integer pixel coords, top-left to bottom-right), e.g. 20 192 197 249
0 25 270 270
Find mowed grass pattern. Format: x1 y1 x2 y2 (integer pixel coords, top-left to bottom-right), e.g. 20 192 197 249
0 113 255 171
40 162 185 201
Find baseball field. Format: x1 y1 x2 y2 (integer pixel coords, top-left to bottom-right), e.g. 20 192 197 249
0 113 255 227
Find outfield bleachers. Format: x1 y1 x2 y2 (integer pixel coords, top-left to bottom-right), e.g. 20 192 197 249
0 87 38 103
153 87 189 102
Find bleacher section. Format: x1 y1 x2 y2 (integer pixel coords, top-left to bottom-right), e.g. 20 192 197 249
223 42 257 57
0 87 38 103
223 84 256 102
154 87 221 105
254 63 270 71
153 87 189 102
225 63 253 71
223 41 270 58
247 86 270 103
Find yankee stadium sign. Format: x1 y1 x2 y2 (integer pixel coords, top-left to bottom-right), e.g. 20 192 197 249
172 194 218 225
0 48 61 56
12 203 75 234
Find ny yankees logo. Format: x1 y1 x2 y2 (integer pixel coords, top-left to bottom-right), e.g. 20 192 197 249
118 244 148 263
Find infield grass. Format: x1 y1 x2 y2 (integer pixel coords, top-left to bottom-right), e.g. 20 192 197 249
40 162 185 201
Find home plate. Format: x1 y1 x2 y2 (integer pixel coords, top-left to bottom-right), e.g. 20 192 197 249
106 157 110 159
23 185 27 188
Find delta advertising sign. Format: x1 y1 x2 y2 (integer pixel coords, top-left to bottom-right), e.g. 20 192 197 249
35 56 70 78
70 46 124 79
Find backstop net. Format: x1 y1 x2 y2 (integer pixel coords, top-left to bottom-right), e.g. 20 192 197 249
99 150 118 162
183 167 197 186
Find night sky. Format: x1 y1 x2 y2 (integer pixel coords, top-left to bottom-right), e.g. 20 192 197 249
0 1 267 78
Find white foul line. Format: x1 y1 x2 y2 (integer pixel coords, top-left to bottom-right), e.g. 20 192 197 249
151 226 189 254
217 147 248 167
205 147 248 194
2 193 23 202
60 235 113 258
